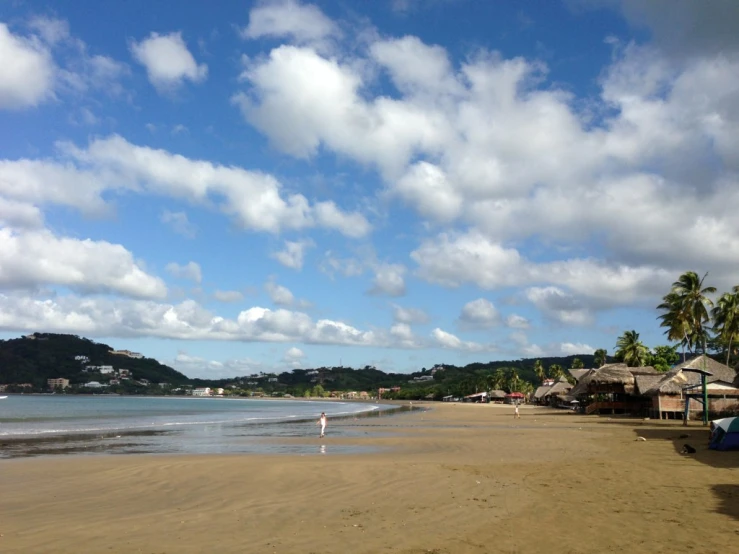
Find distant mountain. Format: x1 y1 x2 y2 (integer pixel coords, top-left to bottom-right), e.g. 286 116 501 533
0 333 188 387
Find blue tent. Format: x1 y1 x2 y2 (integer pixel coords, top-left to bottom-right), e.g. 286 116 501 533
709 417 739 451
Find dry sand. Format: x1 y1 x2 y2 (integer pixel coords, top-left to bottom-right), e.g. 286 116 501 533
1 403 738 553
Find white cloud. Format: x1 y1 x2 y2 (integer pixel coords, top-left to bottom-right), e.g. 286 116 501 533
0 134 369 237
559 342 595 356
265 280 295 306
234 27 739 320
368 263 406 297
458 298 500 329
505 314 530 329
242 0 339 47
160 210 197 238
0 198 44 229
0 228 166 299
0 22 55 109
213 290 244 303
271 239 314 270
525 287 593 326
431 328 488 352
314 201 371 238
392 305 429 324
169 352 265 379
27 16 70 45
283 346 305 362
165 262 203 284
130 31 207 92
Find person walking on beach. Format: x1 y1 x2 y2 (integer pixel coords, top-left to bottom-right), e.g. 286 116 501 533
514 403 520 419
318 412 327 438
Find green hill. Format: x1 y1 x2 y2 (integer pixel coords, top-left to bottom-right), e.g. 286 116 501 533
0 333 188 388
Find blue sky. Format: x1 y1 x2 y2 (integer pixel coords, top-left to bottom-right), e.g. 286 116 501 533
1 0 738 378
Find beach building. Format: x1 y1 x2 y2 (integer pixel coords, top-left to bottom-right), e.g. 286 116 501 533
84 381 105 388
533 376 573 406
567 363 659 414
47 378 70 389
192 388 211 396
489 390 507 403
505 392 525 404
110 349 144 359
636 355 739 420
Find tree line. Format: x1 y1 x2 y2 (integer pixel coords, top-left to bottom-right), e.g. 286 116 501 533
594 271 739 371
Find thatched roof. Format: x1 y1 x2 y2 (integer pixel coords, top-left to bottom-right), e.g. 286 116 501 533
534 376 572 399
546 380 573 397
642 355 738 396
568 368 590 382
589 365 636 393
634 374 663 396
568 369 596 397
568 365 657 396
489 389 507 399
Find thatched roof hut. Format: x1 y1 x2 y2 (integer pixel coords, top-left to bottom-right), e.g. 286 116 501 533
545 377 573 398
634 374 664 396
569 365 658 396
489 390 506 399
641 355 738 396
589 365 638 394
568 368 590 382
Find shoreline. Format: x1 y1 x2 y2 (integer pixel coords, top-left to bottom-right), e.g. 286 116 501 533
2 403 735 553
0 399 417 459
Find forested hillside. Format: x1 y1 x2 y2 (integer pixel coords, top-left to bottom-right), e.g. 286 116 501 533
0 333 188 387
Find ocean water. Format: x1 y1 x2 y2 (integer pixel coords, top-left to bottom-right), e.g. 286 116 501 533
0 395 397 459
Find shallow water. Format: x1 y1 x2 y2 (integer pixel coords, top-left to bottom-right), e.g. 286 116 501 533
0 395 400 458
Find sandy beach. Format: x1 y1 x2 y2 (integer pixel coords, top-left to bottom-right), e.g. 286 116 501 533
1 403 737 553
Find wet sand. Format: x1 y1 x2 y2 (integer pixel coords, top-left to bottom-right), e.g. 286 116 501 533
1 403 737 553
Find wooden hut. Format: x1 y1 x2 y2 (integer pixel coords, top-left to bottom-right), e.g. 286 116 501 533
640 355 739 420
489 390 506 403
533 376 573 406
570 363 658 415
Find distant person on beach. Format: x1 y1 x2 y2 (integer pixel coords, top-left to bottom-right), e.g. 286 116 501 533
514 403 520 419
318 412 327 438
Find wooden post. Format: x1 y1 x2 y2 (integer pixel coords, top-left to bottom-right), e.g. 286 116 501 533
702 373 709 426
683 395 690 426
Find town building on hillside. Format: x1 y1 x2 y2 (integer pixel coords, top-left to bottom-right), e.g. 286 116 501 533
47 378 70 389
118 369 131 378
74 355 90 363
110 350 144 359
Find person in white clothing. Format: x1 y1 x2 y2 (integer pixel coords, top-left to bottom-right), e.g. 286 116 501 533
318 412 327 438
514 403 520 419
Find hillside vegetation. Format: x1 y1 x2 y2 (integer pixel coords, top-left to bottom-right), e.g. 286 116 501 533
0 333 188 387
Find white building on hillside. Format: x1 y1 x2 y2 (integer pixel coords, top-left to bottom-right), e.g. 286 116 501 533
192 388 211 397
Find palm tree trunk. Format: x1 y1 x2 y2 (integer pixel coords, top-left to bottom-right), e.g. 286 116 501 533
727 336 733 368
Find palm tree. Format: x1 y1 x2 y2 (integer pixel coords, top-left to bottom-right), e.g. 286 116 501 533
548 364 564 379
666 271 717 357
533 359 545 383
507 368 520 392
657 291 693 361
490 369 506 391
571 358 584 369
712 286 739 367
593 348 607 368
614 330 649 367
